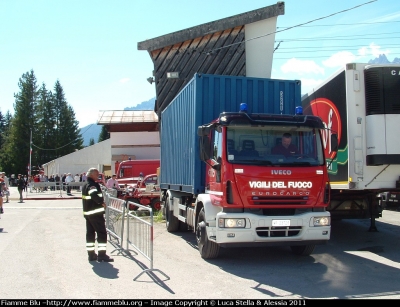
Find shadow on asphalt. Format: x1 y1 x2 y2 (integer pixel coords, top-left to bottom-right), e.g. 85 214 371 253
107 238 174 294
166 217 400 299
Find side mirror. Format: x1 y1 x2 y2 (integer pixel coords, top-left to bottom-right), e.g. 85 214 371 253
331 134 338 152
197 124 212 136
199 136 211 161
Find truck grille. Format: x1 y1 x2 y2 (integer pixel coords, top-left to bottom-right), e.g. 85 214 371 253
251 196 308 205
256 226 301 237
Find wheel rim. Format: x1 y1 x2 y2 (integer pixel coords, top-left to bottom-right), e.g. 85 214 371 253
151 200 162 211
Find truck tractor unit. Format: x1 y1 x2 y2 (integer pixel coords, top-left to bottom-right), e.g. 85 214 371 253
159 74 336 259
302 63 400 230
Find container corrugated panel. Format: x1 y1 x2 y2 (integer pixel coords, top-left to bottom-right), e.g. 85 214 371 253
160 73 301 194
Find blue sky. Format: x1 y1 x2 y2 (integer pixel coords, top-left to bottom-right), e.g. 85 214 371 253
1 0 399 127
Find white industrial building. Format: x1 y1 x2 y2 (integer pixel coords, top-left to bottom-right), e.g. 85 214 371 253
42 110 160 177
42 139 111 177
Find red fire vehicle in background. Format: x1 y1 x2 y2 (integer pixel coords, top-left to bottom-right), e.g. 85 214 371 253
115 159 160 187
122 172 161 211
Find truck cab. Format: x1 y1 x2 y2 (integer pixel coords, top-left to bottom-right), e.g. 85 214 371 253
115 159 160 187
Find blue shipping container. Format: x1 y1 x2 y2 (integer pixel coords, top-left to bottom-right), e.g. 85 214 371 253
160 73 301 194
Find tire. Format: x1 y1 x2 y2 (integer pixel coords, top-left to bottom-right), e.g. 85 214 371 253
196 208 220 259
165 197 179 232
150 198 162 212
179 221 189 231
290 244 315 256
127 198 140 211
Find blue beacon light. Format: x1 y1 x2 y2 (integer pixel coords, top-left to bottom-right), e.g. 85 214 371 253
239 103 248 113
295 106 303 115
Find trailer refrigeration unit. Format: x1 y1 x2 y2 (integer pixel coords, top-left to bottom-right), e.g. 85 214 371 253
160 73 337 259
302 63 400 230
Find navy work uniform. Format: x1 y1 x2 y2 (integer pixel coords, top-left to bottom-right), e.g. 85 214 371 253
82 177 113 262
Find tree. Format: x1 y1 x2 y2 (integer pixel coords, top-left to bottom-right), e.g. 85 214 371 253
4 70 38 175
98 125 109 142
0 72 84 175
0 110 13 173
52 80 83 157
35 82 57 164
89 138 95 146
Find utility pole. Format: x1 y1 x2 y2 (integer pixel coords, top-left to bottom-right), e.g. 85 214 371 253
29 129 32 176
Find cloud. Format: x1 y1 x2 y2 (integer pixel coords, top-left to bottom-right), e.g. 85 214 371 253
358 43 390 58
367 11 400 23
321 44 391 69
322 51 358 68
281 58 324 75
301 78 325 95
119 78 130 84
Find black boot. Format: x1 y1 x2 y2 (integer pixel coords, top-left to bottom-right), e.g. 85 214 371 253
88 252 98 262
97 252 114 262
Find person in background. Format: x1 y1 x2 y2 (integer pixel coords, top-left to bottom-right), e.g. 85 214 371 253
23 175 28 192
81 172 87 191
61 173 67 191
1 172 10 204
82 167 114 262
17 174 25 203
65 173 74 195
106 174 121 197
0 172 6 213
48 175 55 190
55 174 60 190
74 173 80 191
28 175 34 192
271 133 299 157
0 180 3 213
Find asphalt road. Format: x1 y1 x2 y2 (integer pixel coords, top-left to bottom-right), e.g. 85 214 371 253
1 189 400 299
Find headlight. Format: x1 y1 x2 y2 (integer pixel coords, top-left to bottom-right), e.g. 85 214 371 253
313 216 330 226
218 218 246 228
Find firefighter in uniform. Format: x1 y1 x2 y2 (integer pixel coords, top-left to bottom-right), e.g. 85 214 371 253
82 167 114 262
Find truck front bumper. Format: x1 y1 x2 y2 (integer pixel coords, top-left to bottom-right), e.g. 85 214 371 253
209 211 330 247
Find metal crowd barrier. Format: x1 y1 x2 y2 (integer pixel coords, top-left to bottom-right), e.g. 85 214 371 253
104 193 126 255
102 190 169 281
27 182 62 197
125 200 169 281
26 182 87 197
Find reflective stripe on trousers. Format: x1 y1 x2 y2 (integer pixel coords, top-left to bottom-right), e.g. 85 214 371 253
98 243 107 251
86 242 95 252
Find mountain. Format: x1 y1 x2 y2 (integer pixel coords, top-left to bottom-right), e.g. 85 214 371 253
80 97 156 146
124 97 156 111
368 54 400 64
80 124 102 146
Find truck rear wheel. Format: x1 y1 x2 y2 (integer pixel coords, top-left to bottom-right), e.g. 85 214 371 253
196 208 220 259
290 244 315 256
165 197 179 232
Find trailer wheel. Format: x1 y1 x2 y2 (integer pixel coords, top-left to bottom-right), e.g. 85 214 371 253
290 244 315 256
165 197 179 232
150 198 162 212
196 208 220 259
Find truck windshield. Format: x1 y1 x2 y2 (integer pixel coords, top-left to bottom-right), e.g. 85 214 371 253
226 126 324 166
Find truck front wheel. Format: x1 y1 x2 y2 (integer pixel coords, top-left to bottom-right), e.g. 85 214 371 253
165 197 179 232
290 244 315 256
196 208 220 259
